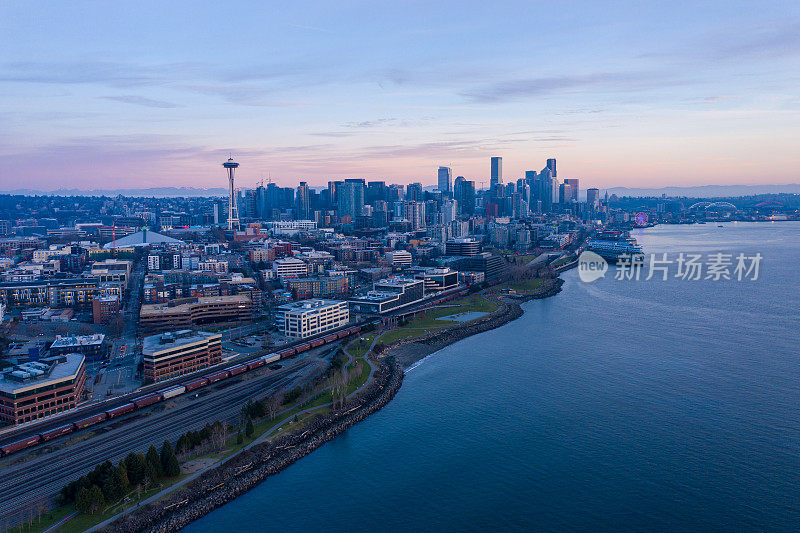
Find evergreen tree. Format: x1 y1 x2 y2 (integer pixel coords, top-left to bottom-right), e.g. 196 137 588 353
245 418 254 437
102 466 127 503
146 445 163 478
125 452 147 486
145 461 160 485
75 487 91 514
236 430 243 445
117 461 129 488
88 485 105 515
166 454 180 477
160 440 175 472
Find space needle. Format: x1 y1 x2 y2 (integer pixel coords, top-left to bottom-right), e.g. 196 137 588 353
222 156 240 231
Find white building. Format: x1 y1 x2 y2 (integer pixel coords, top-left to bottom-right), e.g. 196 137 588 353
273 257 308 280
385 250 412 267
274 299 349 339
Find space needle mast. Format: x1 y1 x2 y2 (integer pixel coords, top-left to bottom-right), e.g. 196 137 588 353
222 156 240 231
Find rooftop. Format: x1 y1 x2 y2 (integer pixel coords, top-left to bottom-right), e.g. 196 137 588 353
50 334 105 348
102 229 184 249
142 330 221 354
0 354 85 394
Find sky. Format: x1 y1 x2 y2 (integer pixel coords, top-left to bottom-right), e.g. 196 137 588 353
0 0 798 191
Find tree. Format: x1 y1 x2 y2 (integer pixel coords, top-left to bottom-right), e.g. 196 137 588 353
245 418 254 438
236 430 244 445
166 454 180 477
146 445 163 478
146 461 161 485
88 485 105 515
160 440 176 473
75 487 91 514
125 452 147 486
266 395 282 420
102 466 127 503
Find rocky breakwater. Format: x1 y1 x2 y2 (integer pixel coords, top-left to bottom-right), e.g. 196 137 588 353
103 357 404 533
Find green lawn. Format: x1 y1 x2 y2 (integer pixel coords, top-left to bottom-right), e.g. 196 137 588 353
347 334 376 358
375 293 498 345
551 255 576 268
346 360 370 395
497 278 544 293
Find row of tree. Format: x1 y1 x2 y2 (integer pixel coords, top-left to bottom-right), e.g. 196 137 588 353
60 440 180 515
175 420 229 456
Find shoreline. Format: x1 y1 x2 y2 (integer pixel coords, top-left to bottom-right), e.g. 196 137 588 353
98 275 565 532
386 277 565 370
102 357 404 533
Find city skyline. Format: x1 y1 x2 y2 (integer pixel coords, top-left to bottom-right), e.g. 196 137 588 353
1 1 799 190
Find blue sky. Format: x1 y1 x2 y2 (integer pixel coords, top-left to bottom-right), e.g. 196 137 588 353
0 0 798 190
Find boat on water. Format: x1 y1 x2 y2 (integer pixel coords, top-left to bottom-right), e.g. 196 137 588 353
717 225 724 228
586 230 644 263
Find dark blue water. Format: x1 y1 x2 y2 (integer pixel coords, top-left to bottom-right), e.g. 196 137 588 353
185 223 800 532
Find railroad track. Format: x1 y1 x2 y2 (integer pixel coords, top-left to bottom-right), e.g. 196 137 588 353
0 355 327 526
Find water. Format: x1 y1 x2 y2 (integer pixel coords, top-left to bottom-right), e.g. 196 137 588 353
185 222 800 532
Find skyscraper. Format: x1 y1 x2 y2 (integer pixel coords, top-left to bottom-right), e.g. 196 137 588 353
490 156 503 188
296 181 310 219
586 188 600 208
563 178 579 202
337 179 365 222
546 158 557 178
437 166 452 194
406 182 423 202
222 157 240 231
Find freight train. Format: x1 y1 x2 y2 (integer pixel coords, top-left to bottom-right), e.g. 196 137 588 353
0 323 370 457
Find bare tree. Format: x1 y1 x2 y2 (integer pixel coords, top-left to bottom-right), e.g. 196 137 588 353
266 395 282 420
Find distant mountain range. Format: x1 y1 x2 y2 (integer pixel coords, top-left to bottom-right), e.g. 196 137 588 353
0 187 230 198
1 183 798 199
601 184 800 198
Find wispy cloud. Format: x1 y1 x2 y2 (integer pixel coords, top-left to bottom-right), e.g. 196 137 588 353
462 72 661 103
100 95 182 108
343 118 397 128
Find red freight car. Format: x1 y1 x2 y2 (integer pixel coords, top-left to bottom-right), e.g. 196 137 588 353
184 378 209 392
106 403 135 419
40 424 74 442
73 412 108 430
247 359 266 371
278 348 295 358
311 339 324 348
228 364 247 376
322 334 338 343
207 371 229 383
133 394 162 409
0 435 42 456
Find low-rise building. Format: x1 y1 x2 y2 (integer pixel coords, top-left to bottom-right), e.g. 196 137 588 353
139 294 253 333
142 330 222 383
283 275 349 300
274 299 349 340
49 334 108 361
384 250 412 267
0 354 86 425
273 257 308 280
349 277 425 314
445 237 481 256
92 295 120 324
410 267 459 293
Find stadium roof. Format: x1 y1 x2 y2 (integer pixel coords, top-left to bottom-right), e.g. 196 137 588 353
103 228 184 249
